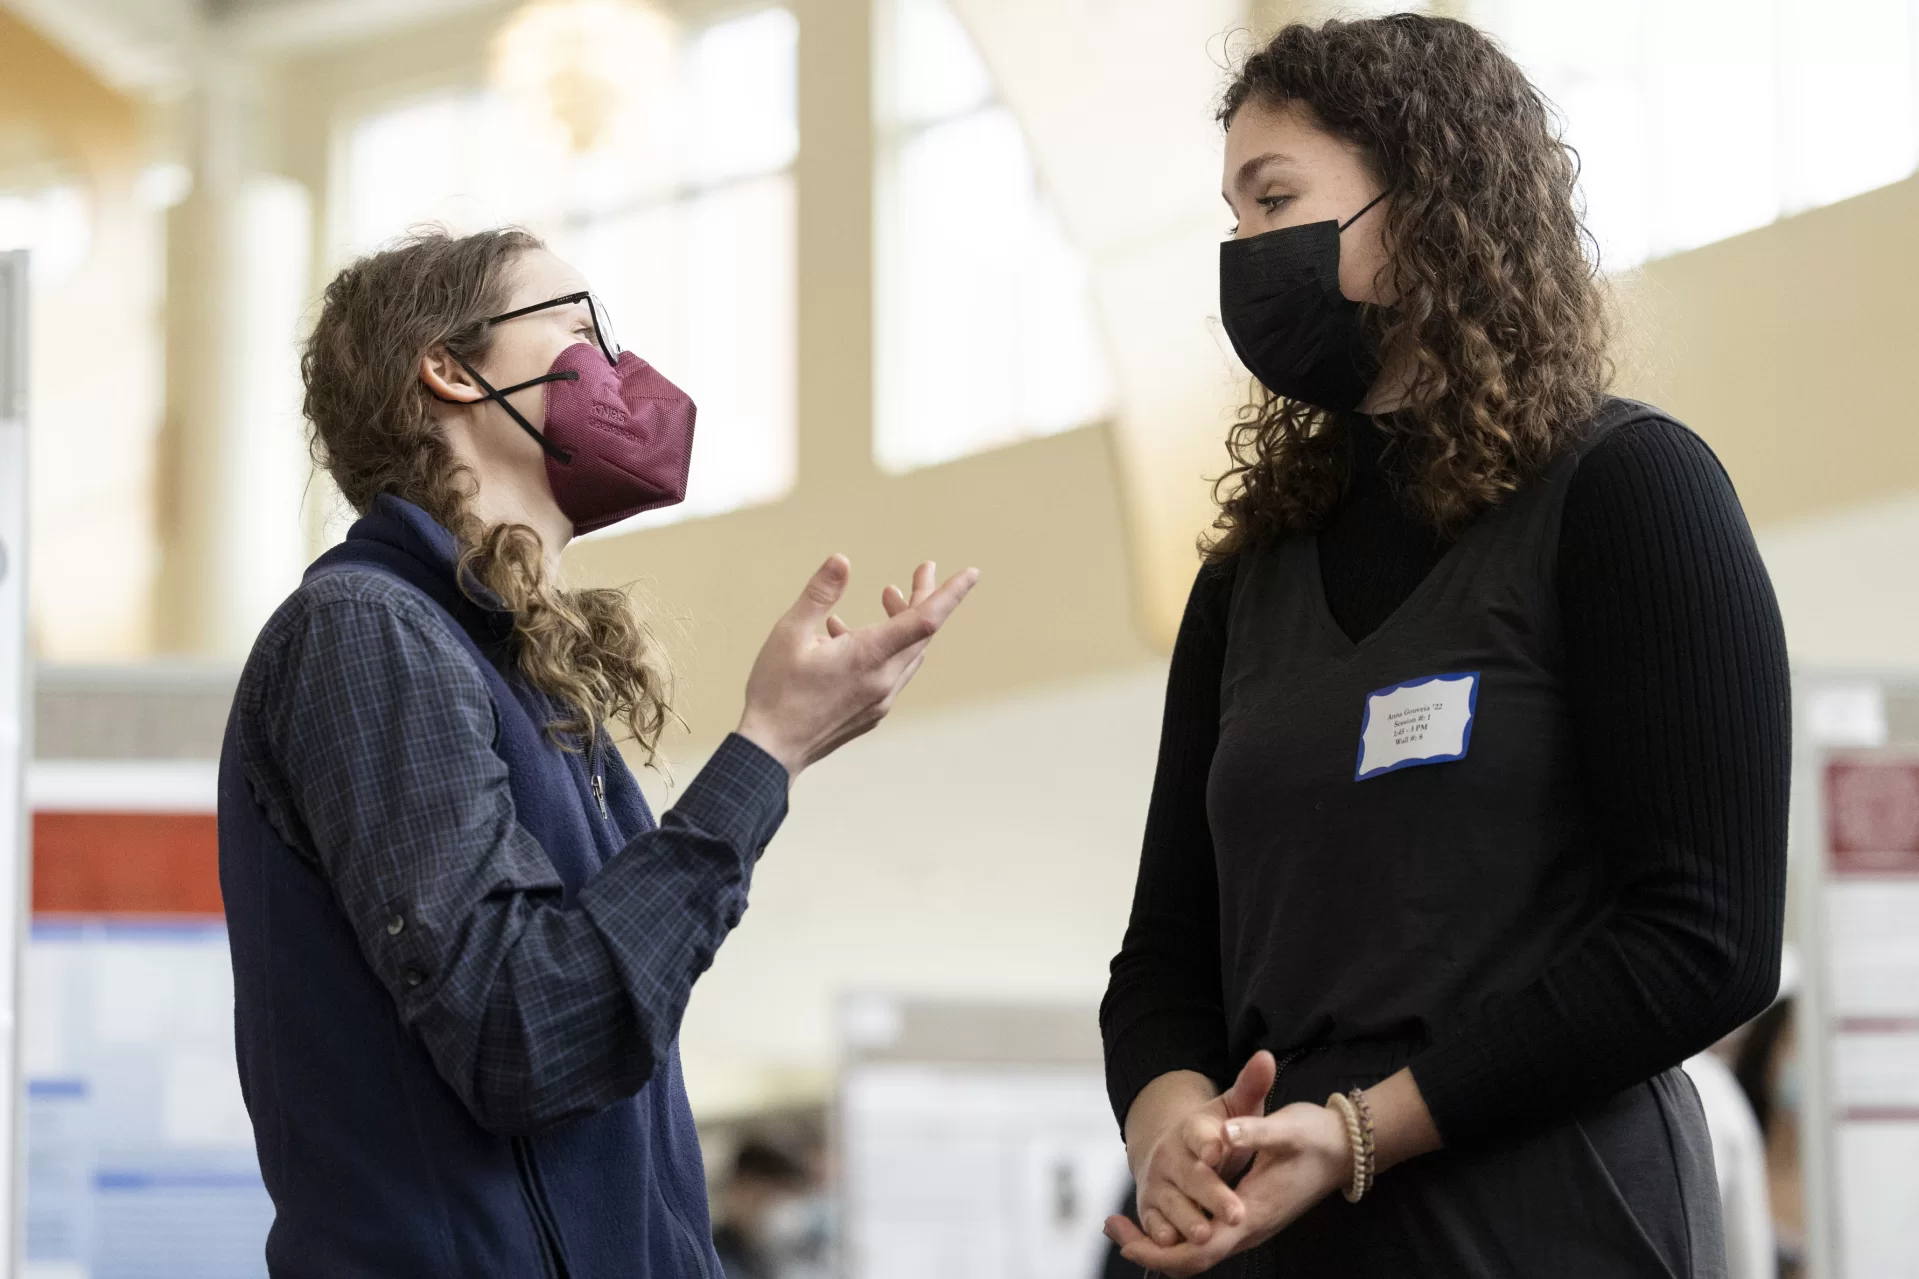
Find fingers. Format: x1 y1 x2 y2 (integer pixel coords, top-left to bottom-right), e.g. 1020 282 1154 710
826 615 849 639
1117 1233 1217 1279
918 566 979 628
866 567 979 660
1143 1184 1212 1245
1180 1110 1230 1169
1115 1222 1221 1279
1221 1050 1278 1119
786 555 851 628
1138 1205 1177 1248
881 563 934 618
1107 1214 1221 1277
1168 1115 1245 1227
1171 1156 1244 1227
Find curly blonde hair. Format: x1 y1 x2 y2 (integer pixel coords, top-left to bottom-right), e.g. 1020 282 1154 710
1208 13 1611 554
302 227 671 758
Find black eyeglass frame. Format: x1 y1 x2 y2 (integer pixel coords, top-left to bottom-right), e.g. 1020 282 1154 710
485 290 622 368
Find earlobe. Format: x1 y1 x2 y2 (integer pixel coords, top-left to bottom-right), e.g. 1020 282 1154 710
421 348 484 404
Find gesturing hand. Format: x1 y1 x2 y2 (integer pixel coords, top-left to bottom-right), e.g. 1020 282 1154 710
1105 1100 1352 1277
737 555 979 779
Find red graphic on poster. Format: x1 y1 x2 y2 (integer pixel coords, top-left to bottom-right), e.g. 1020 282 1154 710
1826 759 1919 875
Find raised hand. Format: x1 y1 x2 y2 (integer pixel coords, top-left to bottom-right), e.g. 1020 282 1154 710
737 556 978 779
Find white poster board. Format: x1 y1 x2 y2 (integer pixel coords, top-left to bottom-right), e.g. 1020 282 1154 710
841 1062 1128 1279
1800 678 1919 1279
2 248 34 1279
837 999 1129 1279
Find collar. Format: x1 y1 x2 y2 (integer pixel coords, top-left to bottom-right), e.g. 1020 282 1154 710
352 494 512 618
1341 411 1391 479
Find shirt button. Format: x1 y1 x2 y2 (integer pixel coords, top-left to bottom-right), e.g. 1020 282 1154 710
405 967 425 987
386 915 406 937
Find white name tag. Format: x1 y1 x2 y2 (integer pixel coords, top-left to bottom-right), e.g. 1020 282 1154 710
1355 672 1480 781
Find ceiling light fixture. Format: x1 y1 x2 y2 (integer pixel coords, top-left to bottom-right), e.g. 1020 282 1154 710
489 0 680 154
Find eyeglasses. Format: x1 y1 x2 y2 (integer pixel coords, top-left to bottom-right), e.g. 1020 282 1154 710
484 290 621 367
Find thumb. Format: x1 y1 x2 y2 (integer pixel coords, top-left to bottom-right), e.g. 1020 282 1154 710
1222 1111 1307 1155
785 555 851 628
1221 1050 1277 1119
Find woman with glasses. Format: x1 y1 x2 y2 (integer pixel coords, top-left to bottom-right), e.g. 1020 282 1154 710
1100 15 1787 1277
218 228 977 1278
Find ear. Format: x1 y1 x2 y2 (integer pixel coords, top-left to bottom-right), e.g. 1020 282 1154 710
421 346 486 404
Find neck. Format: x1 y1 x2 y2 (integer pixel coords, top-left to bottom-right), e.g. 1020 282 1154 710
469 479 569 576
1357 345 1414 415
441 412 572 576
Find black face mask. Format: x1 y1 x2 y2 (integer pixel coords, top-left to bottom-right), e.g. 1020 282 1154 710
1219 190 1390 413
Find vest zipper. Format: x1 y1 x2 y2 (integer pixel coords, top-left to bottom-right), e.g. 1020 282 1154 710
588 738 608 820
1261 1047 1304 1117
513 1137 572 1279
664 1196 719 1279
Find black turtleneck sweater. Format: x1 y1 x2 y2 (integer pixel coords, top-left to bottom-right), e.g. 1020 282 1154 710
1101 410 1791 1143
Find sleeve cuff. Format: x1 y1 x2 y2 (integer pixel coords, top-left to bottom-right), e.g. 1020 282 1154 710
668 733 790 856
1405 1038 1507 1146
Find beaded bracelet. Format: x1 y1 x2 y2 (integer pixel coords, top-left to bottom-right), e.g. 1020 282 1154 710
1346 1088 1377 1201
1325 1090 1377 1203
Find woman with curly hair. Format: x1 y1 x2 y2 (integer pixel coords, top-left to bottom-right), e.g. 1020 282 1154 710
1100 15 1787 1276
219 229 975 1276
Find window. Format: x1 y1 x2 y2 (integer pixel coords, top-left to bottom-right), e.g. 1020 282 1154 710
337 6 798 529
1467 0 1919 268
873 0 1115 473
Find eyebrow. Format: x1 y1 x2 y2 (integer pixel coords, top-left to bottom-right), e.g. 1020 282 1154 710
1233 151 1296 191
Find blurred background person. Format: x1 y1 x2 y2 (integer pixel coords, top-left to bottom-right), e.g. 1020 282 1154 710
713 1135 832 1279
1686 1045 1774 1279
1681 947 1806 1279
1734 975 1808 1278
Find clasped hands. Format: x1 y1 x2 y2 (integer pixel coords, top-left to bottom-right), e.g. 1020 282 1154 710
1105 1052 1355 1277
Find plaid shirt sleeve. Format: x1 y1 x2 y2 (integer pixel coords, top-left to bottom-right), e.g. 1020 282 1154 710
237 571 789 1137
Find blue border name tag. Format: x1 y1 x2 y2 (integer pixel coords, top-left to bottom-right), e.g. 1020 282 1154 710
1355 672 1481 781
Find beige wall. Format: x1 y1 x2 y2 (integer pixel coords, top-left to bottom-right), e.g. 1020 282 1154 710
1616 172 1919 529
1612 175 1919 673
1755 491 1919 670
0 10 163 660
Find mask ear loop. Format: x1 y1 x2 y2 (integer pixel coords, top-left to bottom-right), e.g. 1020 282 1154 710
441 355 579 465
1338 189 1392 233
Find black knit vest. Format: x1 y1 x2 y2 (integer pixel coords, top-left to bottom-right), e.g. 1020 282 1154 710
1208 398 1638 1089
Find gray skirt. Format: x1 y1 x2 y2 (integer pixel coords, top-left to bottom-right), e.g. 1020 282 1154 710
1210 1061 1727 1279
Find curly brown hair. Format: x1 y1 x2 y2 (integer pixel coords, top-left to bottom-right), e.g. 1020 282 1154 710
302 227 671 758
1208 13 1610 555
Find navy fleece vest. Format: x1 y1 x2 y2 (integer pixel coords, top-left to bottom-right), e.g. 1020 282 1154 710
219 495 720 1278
